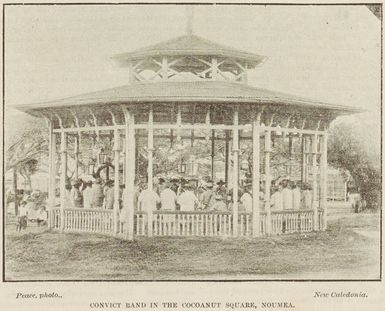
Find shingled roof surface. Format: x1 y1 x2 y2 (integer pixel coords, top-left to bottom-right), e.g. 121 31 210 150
16 81 361 115
112 34 266 66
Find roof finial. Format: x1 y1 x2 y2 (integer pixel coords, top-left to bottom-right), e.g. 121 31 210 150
186 6 194 35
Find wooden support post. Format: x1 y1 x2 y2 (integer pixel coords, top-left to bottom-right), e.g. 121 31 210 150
288 134 293 176
264 129 272 235
147 105 154 237
129 62 134 84
48 121 56 229
59 132 67 232
124 109 136 240
135 133 139 178
113 129 120 235
301 135 306 182
122 137 126 183
148 106 154 190
252 112 261 237
74 135 79 180
13 168 18 217
224 130 230 186
320 133 328 230
211 130 215 181
162 57 168 80
212 57 218 80
241 62 248 83
205 109 210 142
312 134 319 231
232 108 239 237
305 136 311 182
177 105 182 141
302 136 310 183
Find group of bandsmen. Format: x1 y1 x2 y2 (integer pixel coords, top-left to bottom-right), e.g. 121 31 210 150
62 175 315 213
137 179 247 213
11 175 314 233
270 178 314 211
136 176 314 213
64 178 118 209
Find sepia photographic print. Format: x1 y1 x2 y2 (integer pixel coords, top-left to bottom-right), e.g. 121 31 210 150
1 1 383 310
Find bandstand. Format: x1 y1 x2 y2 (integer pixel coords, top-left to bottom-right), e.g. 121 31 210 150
16 31 359 240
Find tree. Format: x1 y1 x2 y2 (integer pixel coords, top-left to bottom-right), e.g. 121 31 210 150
18 158 39 191
6 119 48 215
327 123 380 209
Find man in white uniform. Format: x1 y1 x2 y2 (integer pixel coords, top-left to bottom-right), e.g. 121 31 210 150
240 184 253 213
270 185 283 211
281 179 293 210
177 185 199 211
291 181 301 210
160 182 177 210
138 186 160 213
82 181 93 209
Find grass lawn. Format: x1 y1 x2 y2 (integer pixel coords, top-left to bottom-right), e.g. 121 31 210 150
4 213 380 281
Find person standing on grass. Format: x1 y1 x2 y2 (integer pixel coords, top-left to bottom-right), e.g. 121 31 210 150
25 195 37 220
137 185 160 213
160 182 177 211
16 201 28 232
177 184 200 211
36 206 47 226
5 188 12 210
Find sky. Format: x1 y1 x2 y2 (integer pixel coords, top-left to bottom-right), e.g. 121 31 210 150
4 4 381 155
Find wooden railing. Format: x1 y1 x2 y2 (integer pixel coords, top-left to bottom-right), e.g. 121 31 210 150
151 211 235 237
51 208 61 229
52 208 114 234
318 209 324 231
134 211 147 236
50 208 322 237
268 209 314 235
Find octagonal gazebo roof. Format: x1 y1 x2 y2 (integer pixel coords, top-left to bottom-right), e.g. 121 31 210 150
15 28 362 119
112 34 266 68
17 81 361 117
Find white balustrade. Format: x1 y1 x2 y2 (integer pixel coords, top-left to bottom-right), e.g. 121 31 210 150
50 207 320 238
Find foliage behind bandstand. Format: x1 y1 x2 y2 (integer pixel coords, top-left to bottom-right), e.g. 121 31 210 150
328 123 381 209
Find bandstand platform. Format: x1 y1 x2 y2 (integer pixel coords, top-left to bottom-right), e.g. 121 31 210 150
16 29 360 240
